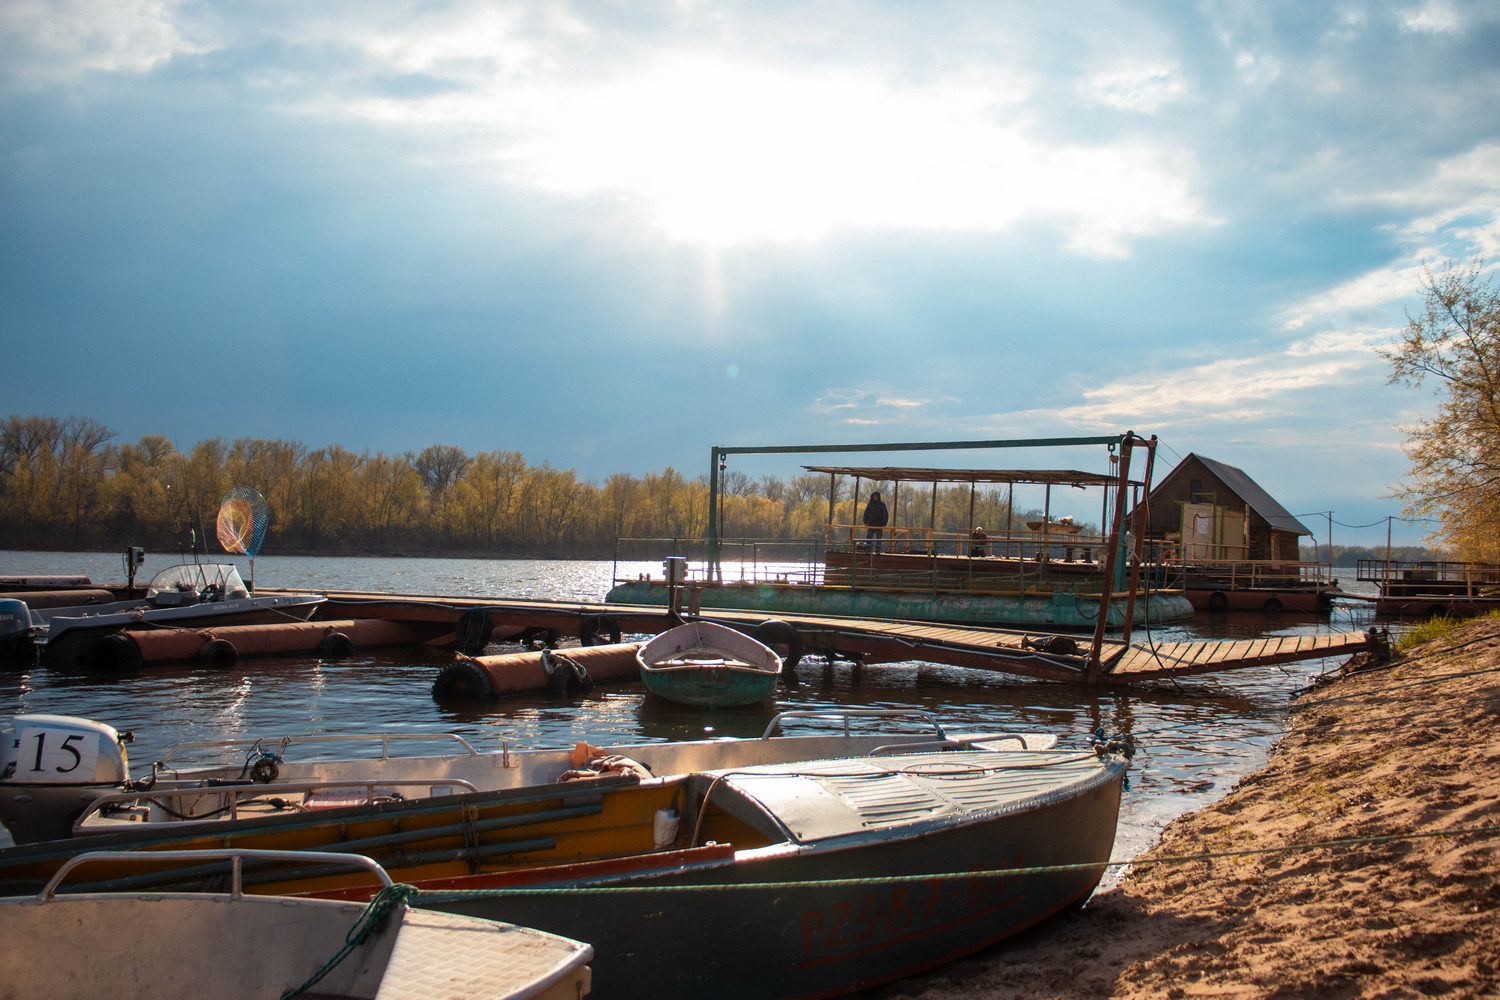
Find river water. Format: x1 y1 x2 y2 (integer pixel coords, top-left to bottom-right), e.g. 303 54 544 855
0 550 1382 874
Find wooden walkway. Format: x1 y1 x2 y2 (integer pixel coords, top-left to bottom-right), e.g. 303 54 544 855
298 590 1373 687
1100 632 1373 681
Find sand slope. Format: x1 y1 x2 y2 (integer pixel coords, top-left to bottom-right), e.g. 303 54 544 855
876 616 1500 999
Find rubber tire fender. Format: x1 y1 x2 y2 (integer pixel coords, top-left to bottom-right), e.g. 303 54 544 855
432 658 495 701
317 632 356 660
752 619 804 672
455 608 494 656
545 653 595 699
580 615 622 646
1206 591 1230 613
197 638 238 668
91 632 143 672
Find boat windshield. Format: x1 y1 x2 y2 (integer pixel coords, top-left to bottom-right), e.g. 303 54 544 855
145 564 249 602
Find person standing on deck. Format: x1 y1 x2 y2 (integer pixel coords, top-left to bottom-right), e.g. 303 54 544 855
862 492 889 551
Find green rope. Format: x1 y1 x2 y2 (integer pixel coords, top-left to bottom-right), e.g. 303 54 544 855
281 883 418 999
404 822 1500 904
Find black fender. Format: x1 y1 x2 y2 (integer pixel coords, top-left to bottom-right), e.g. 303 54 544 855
431 658 495 701
317 632 356 660
752 619 804 673
454 608 494 655
580 615 622 646
197 638 238 668
89 633 143 672
545 651 594 698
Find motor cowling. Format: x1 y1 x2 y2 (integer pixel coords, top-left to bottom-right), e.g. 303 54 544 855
0 599 32 640
0 714 130 786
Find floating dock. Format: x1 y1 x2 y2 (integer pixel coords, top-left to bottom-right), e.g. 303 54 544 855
297 589 1374 687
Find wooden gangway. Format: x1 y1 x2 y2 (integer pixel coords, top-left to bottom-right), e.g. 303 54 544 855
1100 633 1373 682
300 589 1374 687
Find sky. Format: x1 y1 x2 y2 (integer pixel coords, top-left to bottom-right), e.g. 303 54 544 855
4 2 1498 548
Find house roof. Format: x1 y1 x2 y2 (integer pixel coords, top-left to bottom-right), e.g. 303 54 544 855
1167 454 1313 536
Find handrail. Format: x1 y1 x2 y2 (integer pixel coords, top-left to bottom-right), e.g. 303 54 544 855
159 731 482 766
38 848 395 900
74 777 482 831
760 708 946 741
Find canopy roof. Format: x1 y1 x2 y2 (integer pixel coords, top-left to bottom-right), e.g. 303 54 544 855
802 465 1139 488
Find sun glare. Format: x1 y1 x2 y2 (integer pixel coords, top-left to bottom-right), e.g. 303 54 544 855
505 56 1201 250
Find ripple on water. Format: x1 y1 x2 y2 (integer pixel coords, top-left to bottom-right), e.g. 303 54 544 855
0 552 1378 867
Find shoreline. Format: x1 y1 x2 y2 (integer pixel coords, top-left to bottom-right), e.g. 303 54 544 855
874 615 1500 999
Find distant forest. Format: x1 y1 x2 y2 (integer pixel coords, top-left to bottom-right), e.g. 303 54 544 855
1302 545 1444 566
2 414 1441 564
0 415 1050 559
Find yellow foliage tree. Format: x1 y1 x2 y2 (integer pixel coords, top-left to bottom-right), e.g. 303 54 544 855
1382 260 1500 561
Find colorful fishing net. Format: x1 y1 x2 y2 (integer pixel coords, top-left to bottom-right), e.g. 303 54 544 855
216 486 268 557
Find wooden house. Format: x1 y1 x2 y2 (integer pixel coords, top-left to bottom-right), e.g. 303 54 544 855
1140 454 1311 560
1136 454 1330 612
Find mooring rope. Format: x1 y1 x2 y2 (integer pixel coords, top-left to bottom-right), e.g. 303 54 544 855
401 822 1500 904
281 882 418 999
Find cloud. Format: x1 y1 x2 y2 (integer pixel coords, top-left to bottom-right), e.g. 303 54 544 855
1080 64 1184 113
366 52 1212 253
811 386 945 426
0 0 204 84
2 3 1212 255
1400 1 1467 34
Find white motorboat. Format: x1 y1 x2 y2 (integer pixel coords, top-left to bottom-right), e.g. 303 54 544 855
0 709 1052 844
0 848 593 1000
27 563 325 665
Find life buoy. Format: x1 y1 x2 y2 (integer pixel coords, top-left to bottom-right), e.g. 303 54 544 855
90 632 142 672
317 632 356 660
454 608 494 655
197 638 238 668
751 619 804 673
431 657 495 701
580 615 622 646
1206 592 1229 613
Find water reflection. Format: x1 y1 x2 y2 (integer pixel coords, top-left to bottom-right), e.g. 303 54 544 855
0 552 1380 868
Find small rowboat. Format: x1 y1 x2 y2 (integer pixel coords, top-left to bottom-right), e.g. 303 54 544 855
1026 518 1084 534
0 848 593 1000
635 620 782 707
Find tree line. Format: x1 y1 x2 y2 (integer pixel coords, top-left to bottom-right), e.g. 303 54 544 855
0 417 1038 559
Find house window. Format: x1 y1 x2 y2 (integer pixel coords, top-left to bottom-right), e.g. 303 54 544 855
1189 479 1204 503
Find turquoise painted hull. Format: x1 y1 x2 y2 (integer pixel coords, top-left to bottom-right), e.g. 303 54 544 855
605 580 1194 630
640 668 779 707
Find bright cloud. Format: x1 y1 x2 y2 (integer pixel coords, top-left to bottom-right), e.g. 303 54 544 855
0 0 203 83
437 54 1207 252
1081 65 1184 113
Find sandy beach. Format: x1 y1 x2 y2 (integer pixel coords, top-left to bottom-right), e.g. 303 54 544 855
874 615 1500 1000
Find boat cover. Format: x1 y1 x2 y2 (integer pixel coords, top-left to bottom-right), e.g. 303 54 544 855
707 748 1118 844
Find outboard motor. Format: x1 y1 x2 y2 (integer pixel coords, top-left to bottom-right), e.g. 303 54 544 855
0 714 131 844
0 599 35 667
